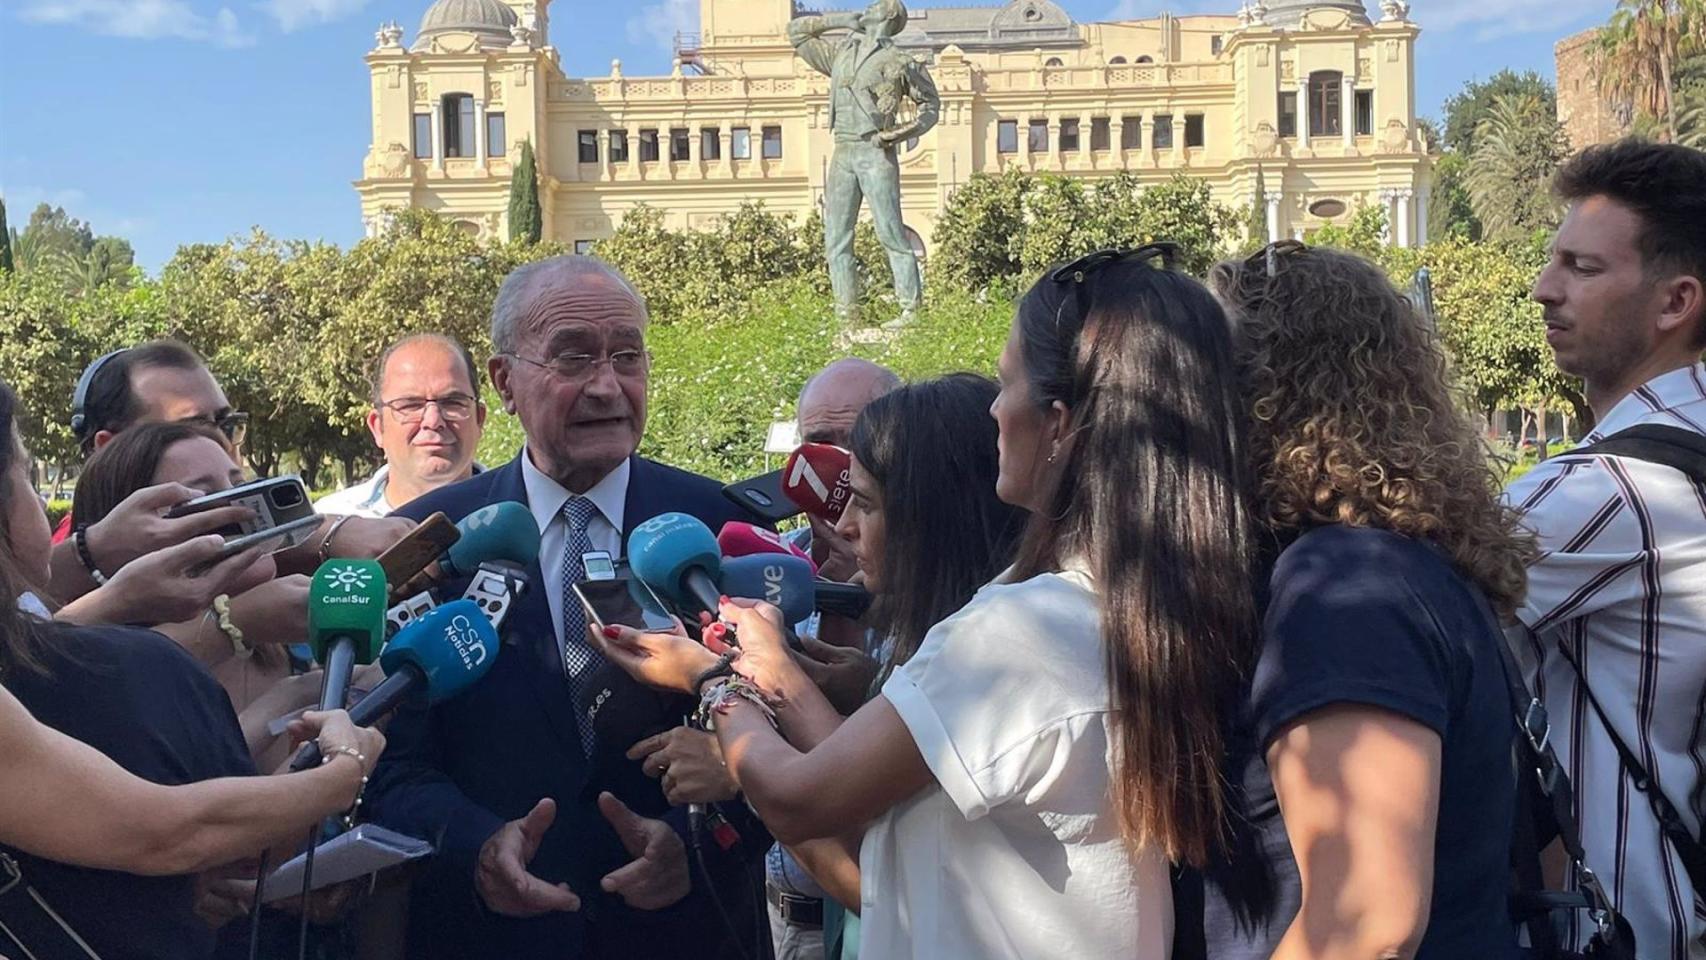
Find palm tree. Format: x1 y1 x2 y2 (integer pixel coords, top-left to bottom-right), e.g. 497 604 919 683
1596 0 1704 141
1465 93 1569 241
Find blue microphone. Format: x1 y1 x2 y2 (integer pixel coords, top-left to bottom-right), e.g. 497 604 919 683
627 512 724 617
717 554 816 625
289 599 499 770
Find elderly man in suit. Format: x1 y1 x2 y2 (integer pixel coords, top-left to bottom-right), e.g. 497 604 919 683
789 0 938 325
366 256 762 959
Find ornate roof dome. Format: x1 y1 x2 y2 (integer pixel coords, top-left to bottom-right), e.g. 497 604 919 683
412 0 517 51
1261 0 1371 29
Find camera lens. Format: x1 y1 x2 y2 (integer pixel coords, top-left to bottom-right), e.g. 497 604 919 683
271 485 304 509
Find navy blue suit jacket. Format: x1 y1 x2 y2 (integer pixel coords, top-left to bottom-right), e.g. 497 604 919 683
367 452 763 959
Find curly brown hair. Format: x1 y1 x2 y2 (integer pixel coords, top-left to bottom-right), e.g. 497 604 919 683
1209 244 1533 617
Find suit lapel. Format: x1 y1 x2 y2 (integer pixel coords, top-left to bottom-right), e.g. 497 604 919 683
491 453 584 760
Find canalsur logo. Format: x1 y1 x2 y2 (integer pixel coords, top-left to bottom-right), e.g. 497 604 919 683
322 564 375 595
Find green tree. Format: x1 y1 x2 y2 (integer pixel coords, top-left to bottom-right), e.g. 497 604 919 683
1428 152 1482 241
1017 175 1092 277
1598 0 1704 142
1441 70 1557 155
1465 93 1568 242
21 204 95 263
930 169 1032 292
1310 202 1388 257
1119 174 1241 276
592 205 695 322
508 140 543 245
0 199 12 274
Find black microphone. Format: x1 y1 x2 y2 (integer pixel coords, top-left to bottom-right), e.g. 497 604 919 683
814 581 874 620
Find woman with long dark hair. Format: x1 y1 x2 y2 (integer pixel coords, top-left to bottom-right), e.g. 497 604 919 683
0 379 384 958
594 247 1261 959
1190 243 1531 960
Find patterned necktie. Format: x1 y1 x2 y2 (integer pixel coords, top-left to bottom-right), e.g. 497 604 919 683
559 495 607 756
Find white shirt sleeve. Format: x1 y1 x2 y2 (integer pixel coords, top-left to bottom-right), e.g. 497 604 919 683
1507 456 1653 632
881 573 1107 821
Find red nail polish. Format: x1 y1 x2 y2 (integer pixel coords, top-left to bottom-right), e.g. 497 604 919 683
719 595 731 605
602 625 621 638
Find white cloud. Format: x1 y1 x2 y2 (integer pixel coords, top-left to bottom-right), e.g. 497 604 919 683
261 0 371 32
626 0 696 53
17 0 254 46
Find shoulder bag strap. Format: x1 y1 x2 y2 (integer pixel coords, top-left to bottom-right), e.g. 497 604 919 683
0 851 104 960
1579 424 1706 485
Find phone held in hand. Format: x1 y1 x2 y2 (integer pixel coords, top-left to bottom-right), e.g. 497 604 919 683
165 475 318 549
721 469 801 524
572 576 679 634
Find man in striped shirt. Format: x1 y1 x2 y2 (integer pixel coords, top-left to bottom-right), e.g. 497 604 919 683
1508 139 1706 960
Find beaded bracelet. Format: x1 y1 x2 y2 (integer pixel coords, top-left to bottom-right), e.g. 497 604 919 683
72 527 108 586
321 745 370 829
693 676 778 732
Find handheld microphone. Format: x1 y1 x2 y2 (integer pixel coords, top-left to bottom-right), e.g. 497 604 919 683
716 521 817 576
308 559 388 716
781 443 853 523
396 502 540 598
577 661 679 756
627 513 723 617
291 599 499 770
814 580 874 620
717 554 816 626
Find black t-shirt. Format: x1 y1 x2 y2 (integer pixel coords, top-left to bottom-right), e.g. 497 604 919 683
2 623 256 960
1194 525 1517 960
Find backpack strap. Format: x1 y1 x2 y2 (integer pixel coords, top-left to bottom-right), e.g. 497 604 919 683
1578 424 1706 485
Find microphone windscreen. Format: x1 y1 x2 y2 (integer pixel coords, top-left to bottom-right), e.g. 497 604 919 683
577 660 677 752
717 554 816 625
781 444 853 523
444 502 541 577
717 521 818 575
627 513 722 608
308 559 389 664
379 599 500 704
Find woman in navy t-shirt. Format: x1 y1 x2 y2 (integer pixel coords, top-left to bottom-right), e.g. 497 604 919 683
1191 244 1534 960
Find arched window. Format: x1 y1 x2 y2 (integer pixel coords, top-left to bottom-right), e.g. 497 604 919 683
1044 57 1064 67
1136 55 1154 64
1109 55 1127 64
1307 71 1343 138
442 93 476 158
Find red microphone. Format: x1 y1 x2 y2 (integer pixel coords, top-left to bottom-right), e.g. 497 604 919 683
781 443 853 523
717 521 819 576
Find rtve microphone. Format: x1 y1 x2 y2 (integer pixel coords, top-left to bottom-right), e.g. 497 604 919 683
781 443 853 523
307 559 388 718
627 513 724 618
291 599 499 770
395 501 540 599
716 521 817 576
717 554 816 625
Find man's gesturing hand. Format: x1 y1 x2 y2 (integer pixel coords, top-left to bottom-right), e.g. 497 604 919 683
598 792 690 911
475 798 581 917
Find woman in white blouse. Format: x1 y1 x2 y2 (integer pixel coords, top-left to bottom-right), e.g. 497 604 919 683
595 246 1262 959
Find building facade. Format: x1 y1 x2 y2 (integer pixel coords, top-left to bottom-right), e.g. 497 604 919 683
1555 28 1632 151
356 0 1433 253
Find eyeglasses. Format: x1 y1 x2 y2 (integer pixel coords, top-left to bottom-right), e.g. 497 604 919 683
1048 242 1183 329
504 349 649 382
380 394 479 424
180 411 249 448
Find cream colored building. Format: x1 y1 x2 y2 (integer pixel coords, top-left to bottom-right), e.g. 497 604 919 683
357 0 1433 254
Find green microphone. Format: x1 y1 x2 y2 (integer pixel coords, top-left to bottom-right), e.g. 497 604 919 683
308 558 388 713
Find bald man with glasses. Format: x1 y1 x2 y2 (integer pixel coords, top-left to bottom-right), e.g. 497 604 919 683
317 334 488 518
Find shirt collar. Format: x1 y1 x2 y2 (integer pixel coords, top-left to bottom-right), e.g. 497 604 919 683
359 464 391 510
1590 363 1706 438
520 450 630 539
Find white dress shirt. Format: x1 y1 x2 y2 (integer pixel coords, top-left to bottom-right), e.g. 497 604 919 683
521 451 630 648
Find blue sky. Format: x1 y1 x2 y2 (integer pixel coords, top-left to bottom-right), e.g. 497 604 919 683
0 0 1611 271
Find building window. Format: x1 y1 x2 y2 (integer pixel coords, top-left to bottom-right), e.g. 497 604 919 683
1090 116 1110 151
1185 113 1204 148
574 240 594 254
577 129 598 164
639 128 660 162
1060 118 1080 152
997 119 1018 153
1109 56 1127 65
1136 55 1154 64
1120 115 1142 149
1278 92 1298 138
486 112 505 159
1044 57 1064 67
610 129 629 163
701 127 721 161
442 93 476 158
1153 114 1174 150
669 127 691 161
762 125 783 159
1355 90 1373 136
1027 118 1048 152
1308 71 1343 138
731 126 752 159
413 113 432 159
1211 35 1223 56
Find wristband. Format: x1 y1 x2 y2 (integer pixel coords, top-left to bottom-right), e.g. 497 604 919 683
319 515 355 565
72 527 108 586
693 651 738 696
693 676 777 732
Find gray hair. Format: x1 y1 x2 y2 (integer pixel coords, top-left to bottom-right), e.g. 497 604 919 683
490 255 647 354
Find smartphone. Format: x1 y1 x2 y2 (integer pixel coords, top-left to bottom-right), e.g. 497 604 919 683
721 469 801 524
572 576 679 633
166 475 318 548
215 514 322 559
